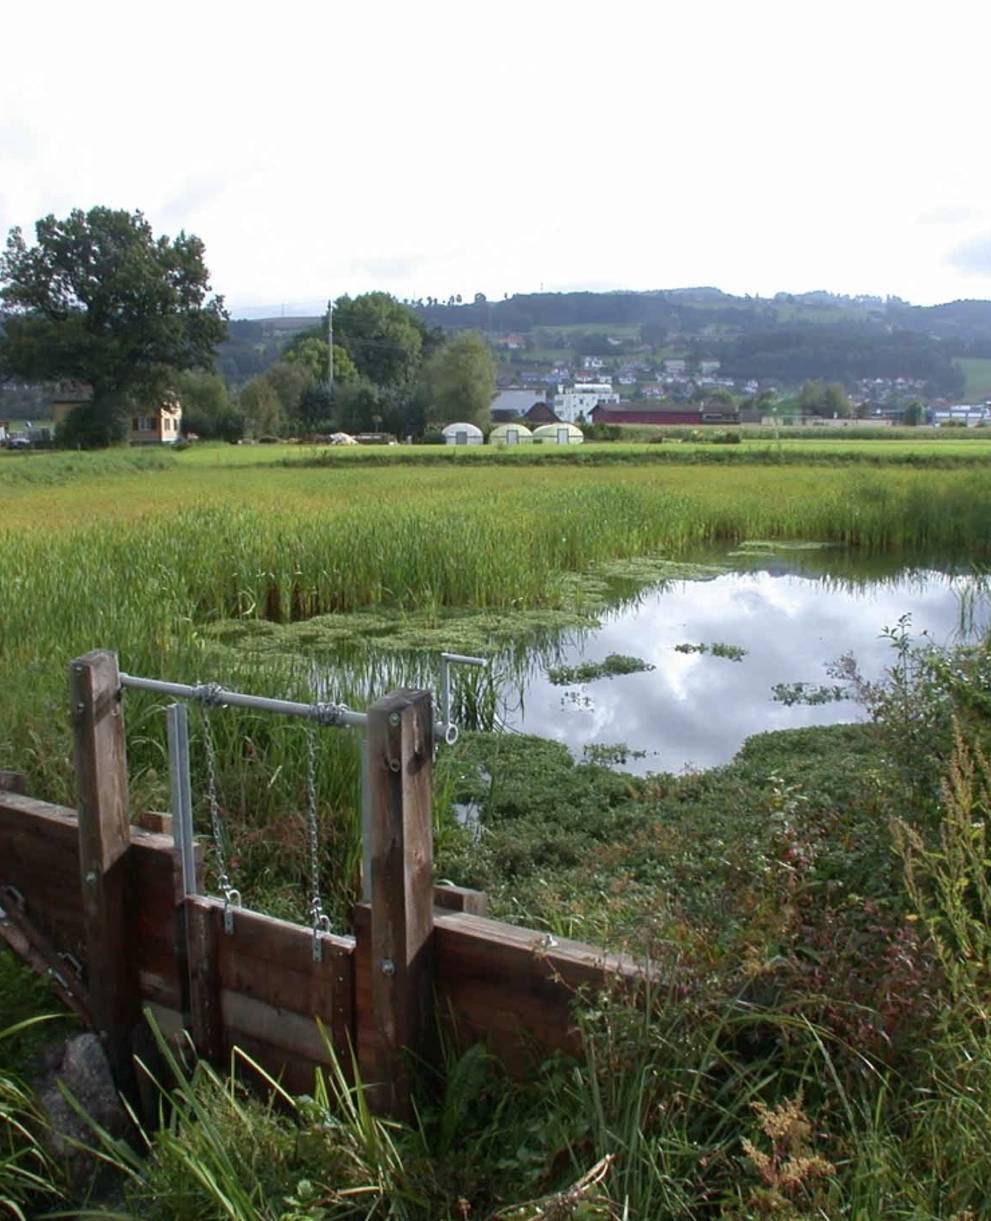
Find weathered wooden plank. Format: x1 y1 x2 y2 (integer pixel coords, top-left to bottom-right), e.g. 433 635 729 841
213 900 354 1060
220 990 330 1062
186 897 224 1062
434 884 489 916
134 811 173 835
435 911 641 985
352 903 379 1084
141 1002 185 1041
0 771 26 794
70 650 140 1096
366 690 435 1118
221 1029 324 1097
131 820 185 1012
0 792 80 853
431 910 643 1072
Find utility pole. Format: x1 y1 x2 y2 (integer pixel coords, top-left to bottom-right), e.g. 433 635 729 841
326 298 334 397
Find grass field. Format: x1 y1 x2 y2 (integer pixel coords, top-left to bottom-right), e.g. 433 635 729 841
5 441 991 1213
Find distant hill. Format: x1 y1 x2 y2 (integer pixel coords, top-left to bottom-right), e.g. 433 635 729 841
220 288 991 399
215 315 319 385
407 288 991 398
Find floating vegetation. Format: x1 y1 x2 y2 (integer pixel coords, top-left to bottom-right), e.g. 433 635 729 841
589 556 729 584
201 605 599 661
737 539 835 552
675 641 749 661
547 653 655 685
771 681 851 706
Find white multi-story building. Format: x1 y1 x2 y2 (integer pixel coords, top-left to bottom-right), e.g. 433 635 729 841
553 382 620 423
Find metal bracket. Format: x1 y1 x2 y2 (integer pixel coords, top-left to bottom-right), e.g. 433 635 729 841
223 889 241 935
437 652 488 748
312 913 331 962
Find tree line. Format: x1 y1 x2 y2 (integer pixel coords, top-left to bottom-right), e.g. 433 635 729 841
0 209 497 445
717 325 964 397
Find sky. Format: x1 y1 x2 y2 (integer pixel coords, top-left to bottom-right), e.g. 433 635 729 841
3 0 991 315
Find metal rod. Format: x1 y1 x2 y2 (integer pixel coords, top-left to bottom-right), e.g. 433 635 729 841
166 703 197 898
440 656 452 736
360 734 372 903
119 673 367 729
436 652 488 746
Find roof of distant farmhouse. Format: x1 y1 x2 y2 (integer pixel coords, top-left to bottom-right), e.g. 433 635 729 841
491 390 543 418
52 380 94 403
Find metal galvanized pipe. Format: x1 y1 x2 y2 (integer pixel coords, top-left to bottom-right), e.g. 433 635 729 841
118 673 368 729
166 702 197 898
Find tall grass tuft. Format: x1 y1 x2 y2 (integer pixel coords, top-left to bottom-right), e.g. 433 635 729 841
0 1017 64 1218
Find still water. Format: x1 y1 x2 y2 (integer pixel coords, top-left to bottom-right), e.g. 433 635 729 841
494 551 986 775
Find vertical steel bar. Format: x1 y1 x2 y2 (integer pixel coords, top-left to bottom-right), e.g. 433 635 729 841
440 655 451 736
360 731 372 902
167 702 197 897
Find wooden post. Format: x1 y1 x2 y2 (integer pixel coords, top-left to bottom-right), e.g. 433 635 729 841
366 688 435 1118
70 650 140 1097
0 771 26 794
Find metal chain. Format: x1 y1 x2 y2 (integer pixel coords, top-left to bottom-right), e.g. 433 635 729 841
306 726 331 960
201 706 240 932
311 700 350 728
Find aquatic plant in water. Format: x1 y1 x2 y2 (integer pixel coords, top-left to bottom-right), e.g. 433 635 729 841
675 641 749 661
771 681 851 706
547 653 655 685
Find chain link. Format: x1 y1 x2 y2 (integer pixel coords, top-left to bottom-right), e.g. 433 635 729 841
306 727 331 958
201 706 240 931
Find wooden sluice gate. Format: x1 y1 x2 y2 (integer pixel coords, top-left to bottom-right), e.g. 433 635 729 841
0 650 640 1117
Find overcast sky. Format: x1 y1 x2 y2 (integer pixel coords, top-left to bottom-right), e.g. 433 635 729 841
3 0 990 315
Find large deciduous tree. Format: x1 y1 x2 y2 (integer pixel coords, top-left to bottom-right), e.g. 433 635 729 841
332 292 439 390
0 207 228 443
283 335 359 386
423 331 496 426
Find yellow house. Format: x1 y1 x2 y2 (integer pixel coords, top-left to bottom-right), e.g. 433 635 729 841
128 394 182 444
50 383 183 444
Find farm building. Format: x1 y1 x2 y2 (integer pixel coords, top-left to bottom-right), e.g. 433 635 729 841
590 402 740 426
442 421 484 446
532 422 584 445
51 382 183 443
553 381 619 423
128 394 183 444
524 402 560 424
489 422 533 446
50 381 95 428
490 390 543 422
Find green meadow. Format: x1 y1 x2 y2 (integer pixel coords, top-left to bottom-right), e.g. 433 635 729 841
5 440 991 1214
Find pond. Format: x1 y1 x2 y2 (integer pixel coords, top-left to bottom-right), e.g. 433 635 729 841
490 547 988 775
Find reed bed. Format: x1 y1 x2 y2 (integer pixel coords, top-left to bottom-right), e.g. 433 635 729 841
3 462 991 918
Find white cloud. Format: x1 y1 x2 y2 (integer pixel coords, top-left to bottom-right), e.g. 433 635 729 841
2 0 990 306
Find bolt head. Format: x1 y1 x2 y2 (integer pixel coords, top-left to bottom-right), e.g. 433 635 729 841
381 958 396 976
388 712 401 727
